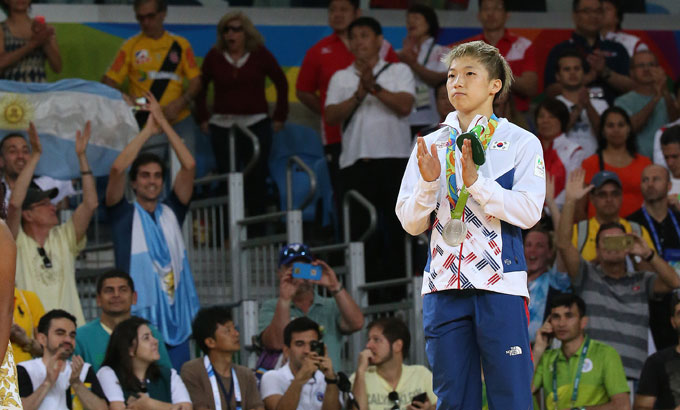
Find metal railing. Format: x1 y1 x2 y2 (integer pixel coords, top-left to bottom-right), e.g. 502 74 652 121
286 155 317 212
229 123 261 176
342 190 377 243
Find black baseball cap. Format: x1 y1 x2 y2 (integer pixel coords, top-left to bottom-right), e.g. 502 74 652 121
278 243 313 267
591 170 622 190
22 187 58 210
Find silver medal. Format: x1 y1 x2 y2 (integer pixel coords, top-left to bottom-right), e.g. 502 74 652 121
442 219 467 247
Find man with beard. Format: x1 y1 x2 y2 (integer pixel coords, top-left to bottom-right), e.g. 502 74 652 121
628 164 680 351
351 317 436 410
17 309 107 410
260 317 341 410
532 294 630 410
635 292 680 409
258 243 364 369
106 92 199 369
74 270 172 371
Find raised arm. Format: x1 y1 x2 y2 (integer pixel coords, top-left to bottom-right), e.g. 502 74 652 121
556 169 593 280
105 112 157 207
395 136 441 236
315 260 364 334
7 123 41 238
145 92 196 205
42 24 61 73
71 122 98 243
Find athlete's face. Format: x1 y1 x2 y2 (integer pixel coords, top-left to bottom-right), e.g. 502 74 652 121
447 56 501 117
548 303 587 343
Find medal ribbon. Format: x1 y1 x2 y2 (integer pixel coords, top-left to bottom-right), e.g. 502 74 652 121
446 116 498 220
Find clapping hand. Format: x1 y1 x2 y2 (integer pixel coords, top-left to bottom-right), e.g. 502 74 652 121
75 121 91 158
27 122 42 157
416 137 440 182
461 139 478 187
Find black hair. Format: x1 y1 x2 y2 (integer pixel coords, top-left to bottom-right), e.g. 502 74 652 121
96 269 135 294
597 106 638 157
37 309 77 335
549 293 586 317
283 317 321 347
129 152 166 182
556 48 586 72
348 16 382 37
367 316 411 354
0 133 26 154
572 0 602 12
535 97 570 135
407 4 440 40
192 305 234 354
602 0 623 30
134 0 167 12
661 125 680 147
594 222 626 247
101 317 161 394
328 0 359 11
477 0 506 9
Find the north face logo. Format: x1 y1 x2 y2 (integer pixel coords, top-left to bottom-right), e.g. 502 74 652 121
506 346 522 356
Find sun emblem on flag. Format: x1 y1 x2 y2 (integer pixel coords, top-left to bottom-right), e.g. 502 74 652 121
0 94 34 129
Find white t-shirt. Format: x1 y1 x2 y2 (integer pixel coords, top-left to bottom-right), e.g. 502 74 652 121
671 177 680 197
556 94 609 158
403 37 449 126
326 59 416 169
652 118 680 167
604 30 648 58
260 362 336 410
96 365 191 404
18 358 100 410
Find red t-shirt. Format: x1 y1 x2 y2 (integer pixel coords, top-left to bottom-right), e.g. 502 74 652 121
582 153 652 219
296 33 399 145
465 30 537 112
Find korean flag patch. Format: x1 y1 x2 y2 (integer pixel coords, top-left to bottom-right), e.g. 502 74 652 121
534 155 546 178
490 141 509 150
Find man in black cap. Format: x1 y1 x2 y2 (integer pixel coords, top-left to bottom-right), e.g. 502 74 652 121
570 169 653 261
6 122 98 326
556 168 680 383
258 243 364 369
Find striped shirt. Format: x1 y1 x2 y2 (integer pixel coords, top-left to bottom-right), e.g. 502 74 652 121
575 259 655 380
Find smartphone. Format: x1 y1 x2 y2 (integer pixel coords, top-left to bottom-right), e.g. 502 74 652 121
309 340 325 356
602 235 633 251
292 262 322 281
135 97 148 106
412 392 428 404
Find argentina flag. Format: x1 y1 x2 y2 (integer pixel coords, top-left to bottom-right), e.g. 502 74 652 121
0 79 139 179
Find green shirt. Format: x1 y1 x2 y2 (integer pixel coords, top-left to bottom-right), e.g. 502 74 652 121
533 338 629 409
258 296 343 369
75 318 173 371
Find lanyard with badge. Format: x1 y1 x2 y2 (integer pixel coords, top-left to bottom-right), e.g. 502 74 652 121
552 337 591 410
414 40 437 110
441 115 498 247
641 206 680 263
204 356 242 410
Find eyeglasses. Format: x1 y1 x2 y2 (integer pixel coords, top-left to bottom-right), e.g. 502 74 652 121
223 25 244 33
37 247 52 269
135 11 158 22
388 391 400 410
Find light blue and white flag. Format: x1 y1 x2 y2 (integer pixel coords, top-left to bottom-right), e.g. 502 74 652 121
0 79 139 179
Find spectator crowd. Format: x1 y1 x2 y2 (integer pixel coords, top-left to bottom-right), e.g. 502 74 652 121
3 0 680 408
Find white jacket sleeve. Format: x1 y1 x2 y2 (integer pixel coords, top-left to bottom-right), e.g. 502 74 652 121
466 134 545 229
395 139 442 236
